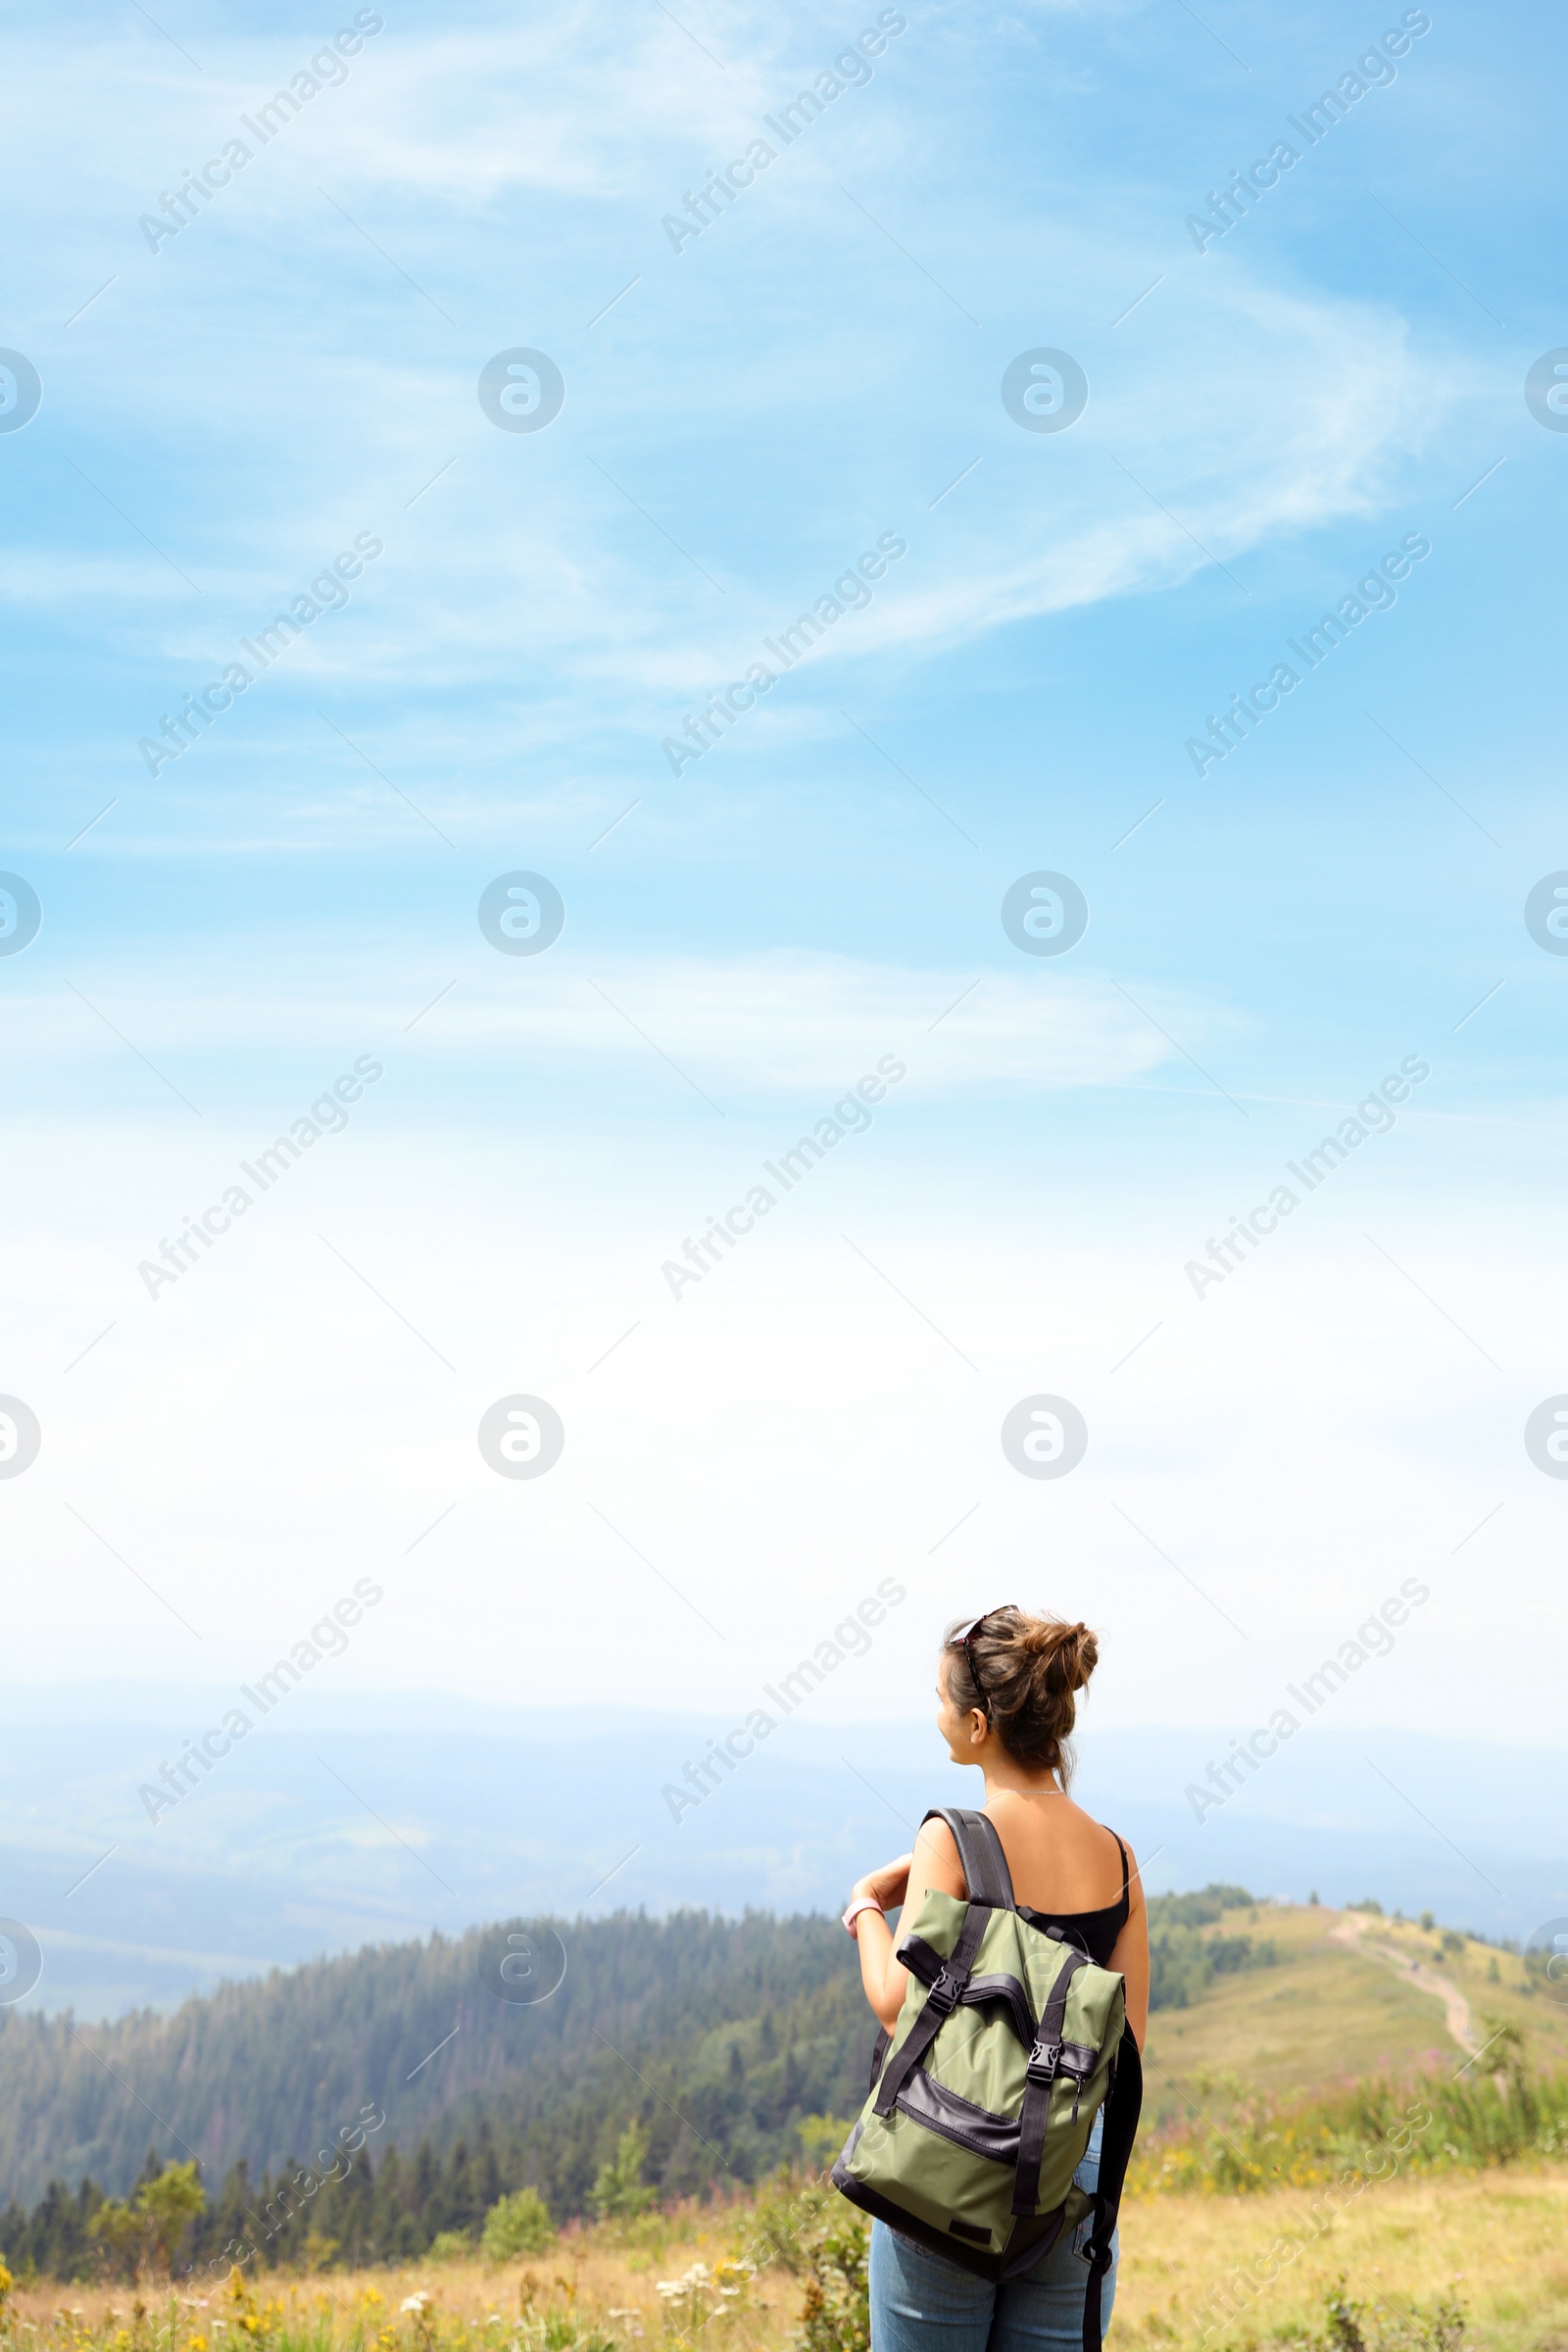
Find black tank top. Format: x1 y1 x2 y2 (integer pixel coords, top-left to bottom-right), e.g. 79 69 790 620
1015 1829 1130 1967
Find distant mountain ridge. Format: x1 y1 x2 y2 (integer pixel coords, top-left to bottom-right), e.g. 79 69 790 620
2 1690 1564 2019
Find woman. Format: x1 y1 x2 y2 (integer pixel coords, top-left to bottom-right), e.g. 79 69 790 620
843 1608 1148 2352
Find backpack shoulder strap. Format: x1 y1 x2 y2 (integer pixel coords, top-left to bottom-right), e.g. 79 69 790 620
1080 2025 1143 2352
1009 1939 1088 2215
920 1806 1016 1911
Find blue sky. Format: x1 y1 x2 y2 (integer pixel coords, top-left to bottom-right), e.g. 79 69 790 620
2 0 1567 1789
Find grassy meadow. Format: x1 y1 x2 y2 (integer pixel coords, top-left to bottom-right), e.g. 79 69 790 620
1144 1901 1568 2129
8 2168 1568 2352
7 1905 1568 2352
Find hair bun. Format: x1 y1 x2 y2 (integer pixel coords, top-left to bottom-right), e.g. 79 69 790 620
1017 1617 1097 1685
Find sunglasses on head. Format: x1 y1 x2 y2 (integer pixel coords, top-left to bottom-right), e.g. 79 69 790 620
950 1606 1015 1712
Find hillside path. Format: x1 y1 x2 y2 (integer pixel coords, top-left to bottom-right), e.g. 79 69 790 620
1330 1909 1479 2057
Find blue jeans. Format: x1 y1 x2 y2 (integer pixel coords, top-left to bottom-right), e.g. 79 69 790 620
867 2114 1118 2352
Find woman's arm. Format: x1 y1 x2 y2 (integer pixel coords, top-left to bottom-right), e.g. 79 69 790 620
848 1856 909 2035
849 1818 967 2034
1105 1840 1149 2049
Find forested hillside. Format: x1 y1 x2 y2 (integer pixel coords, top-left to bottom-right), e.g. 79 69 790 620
0 1911 866 2215
0 1889 1280 2278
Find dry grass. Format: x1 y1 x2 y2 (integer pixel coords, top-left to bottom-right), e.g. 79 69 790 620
1116 2161 1568 2350
10 2165 1568 2352
0 2209 793 2352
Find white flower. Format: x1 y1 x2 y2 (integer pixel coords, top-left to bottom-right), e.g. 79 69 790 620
400 2294 430 2315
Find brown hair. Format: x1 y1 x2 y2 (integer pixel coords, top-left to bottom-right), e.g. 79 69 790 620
942 1607 1099 1781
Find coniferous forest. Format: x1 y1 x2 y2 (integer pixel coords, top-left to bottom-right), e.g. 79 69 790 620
0 1891 1268 2278
0 1910 866 2278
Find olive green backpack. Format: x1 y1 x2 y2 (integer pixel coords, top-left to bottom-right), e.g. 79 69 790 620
831 1808 1142 2350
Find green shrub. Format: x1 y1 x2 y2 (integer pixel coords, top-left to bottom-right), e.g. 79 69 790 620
1319 2275 1464 2352
426 2230 474 2262
481 2187 555 2261
795 2210 867 2352
742 2178 835 2275
591 2122 656 2222
88 2160 207 2282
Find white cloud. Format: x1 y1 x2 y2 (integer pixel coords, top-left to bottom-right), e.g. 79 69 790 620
0 949 1213 1097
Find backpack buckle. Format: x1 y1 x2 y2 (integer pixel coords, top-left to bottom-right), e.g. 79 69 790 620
1026 2037 1059 2084
926 1968 959 2016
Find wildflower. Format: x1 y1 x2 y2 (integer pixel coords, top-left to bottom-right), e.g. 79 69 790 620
656 2266 713 2298
400 2296 430 2316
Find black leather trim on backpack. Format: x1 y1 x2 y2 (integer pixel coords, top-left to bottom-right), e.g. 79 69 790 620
894 2066 1020 2163
962 1971 1039 2047
830 2151 1068 2282
896 1935 1037 2049
893 1933 948 1987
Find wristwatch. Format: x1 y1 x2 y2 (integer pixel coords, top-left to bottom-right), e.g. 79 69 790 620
842 1895 884 1936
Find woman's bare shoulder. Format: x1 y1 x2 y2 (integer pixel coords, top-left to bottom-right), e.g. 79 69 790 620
910 1813 966 1896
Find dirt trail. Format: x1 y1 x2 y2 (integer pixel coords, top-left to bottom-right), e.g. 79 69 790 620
1330 1907 1479 2056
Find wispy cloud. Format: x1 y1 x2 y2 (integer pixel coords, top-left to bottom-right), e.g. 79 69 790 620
1 951 1217 1098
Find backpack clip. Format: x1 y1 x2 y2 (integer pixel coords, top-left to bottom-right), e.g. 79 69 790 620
926 1968 960 2016
1025 2037 1060 2084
